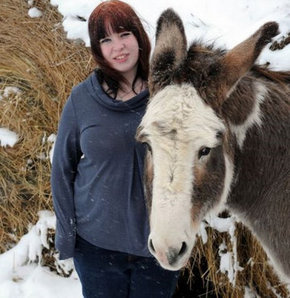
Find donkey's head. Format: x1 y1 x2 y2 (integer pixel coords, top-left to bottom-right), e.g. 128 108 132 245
136 9 279 270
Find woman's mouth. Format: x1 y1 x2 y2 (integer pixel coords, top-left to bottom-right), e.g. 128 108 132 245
114 54 129 63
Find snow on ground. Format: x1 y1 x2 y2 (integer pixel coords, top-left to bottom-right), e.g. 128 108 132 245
0 212 81 298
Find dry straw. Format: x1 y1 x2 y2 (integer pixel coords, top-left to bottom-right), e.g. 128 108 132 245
0 0 288 297
0 0 93 250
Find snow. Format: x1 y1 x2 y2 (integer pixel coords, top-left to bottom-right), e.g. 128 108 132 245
2 87 21 98
244 286 260 298
50 0 290 70
0 128 19 147
204 214 243 285
0 212 81 298
0 87 20 147
28 7 43 18
1 0 289 297
47 133 56 163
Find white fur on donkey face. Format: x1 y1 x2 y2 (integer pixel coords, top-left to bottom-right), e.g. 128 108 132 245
140 84 226 270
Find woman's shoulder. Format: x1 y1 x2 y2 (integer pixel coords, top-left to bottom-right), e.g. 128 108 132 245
71 72 96 97
67 71 102 109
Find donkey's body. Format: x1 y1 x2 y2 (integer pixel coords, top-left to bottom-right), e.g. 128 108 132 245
224 72 290 279
137 9 290 281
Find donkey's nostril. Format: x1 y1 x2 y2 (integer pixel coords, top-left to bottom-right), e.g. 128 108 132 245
149 239 155 253
179 241 187 257
167 242 188 266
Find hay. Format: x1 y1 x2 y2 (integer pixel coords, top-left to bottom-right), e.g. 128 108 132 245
0 0 93 250
189 223 289 297
0 0 288 296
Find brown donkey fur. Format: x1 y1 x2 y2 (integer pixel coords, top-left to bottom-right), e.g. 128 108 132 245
137 9 290 283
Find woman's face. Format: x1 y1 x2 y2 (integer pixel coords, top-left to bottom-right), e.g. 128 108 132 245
100 29 139 80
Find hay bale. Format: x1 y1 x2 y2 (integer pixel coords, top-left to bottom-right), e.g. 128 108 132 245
0 0 93 251
185 221 289 297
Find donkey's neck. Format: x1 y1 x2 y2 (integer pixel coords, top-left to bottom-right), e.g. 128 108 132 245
224 75 290 217
224 76 290 279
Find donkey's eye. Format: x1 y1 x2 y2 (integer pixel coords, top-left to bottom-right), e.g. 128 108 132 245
198 147 211 159
143 142 152 153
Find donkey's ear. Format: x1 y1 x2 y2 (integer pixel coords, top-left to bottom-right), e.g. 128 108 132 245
149 9 187 95
219 22 279 100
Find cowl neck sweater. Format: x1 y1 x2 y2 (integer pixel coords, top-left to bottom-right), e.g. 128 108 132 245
51 71 151 260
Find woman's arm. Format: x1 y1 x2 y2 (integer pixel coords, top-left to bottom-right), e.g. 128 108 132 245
51 95 82 260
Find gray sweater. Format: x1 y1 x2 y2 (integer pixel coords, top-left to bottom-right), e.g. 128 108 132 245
51 71 151 259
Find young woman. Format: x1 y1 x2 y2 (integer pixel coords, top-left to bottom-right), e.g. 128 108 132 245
51 1 179 297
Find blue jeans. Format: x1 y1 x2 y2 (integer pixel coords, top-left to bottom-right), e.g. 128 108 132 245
73 235 179 298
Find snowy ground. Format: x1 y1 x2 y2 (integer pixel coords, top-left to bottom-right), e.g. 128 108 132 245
0 211 81 298
1 0 290 297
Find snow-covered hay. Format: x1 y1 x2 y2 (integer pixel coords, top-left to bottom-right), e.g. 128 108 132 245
0 0 92 256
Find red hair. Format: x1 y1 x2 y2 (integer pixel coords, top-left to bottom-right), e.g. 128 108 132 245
88 0 151 95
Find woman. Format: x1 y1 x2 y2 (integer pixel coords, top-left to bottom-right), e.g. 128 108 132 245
51 1 179 297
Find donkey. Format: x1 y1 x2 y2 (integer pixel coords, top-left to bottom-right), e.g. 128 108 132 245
136 9 290 282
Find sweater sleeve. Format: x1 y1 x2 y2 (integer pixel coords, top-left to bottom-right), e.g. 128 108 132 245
51 95 82 260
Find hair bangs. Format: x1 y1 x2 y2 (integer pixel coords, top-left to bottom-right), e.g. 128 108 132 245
88 0 151 96
97 11 136 40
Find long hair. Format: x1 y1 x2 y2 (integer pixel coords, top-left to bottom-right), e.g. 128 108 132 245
88 0 151 96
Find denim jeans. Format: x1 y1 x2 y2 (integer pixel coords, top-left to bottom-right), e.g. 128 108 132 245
73 235 179 298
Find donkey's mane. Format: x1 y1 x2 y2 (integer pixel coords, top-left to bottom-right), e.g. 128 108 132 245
252 65 290 86
187 41 226 63
188 40 290 88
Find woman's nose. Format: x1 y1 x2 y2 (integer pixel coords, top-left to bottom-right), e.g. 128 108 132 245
112 39 125 51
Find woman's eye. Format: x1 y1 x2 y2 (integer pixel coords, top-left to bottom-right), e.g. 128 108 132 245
198 147 211 159
120 32 132 38
100 38 111 44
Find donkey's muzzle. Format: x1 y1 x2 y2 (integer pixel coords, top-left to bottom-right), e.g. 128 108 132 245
148 238 188 270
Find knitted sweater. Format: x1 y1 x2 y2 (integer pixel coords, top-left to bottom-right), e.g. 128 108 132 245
51 71 151 259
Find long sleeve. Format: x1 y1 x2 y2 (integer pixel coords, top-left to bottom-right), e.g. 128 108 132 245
51 95 82 260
